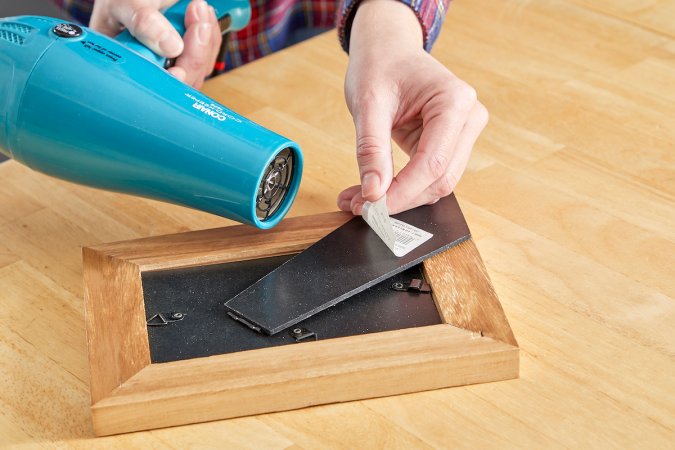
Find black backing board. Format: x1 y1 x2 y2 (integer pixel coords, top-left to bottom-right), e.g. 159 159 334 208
142 256 441 363
224 194 470 335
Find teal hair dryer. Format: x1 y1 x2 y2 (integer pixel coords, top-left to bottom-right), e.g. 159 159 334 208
0 0 303 229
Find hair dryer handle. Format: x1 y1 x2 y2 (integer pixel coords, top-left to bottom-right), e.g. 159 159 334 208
115 0 251 67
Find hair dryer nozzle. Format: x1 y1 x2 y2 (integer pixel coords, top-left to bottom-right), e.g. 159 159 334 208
257 147 295 221
251 144 303 229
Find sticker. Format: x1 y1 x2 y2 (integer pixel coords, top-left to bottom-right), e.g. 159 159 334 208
362 195 433 257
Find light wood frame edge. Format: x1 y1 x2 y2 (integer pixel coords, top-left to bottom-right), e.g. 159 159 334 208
83 211 519 436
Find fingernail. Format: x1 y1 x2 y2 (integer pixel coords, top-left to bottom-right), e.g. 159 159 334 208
197 23 211 45
159 31 182 55
361 173 380 199
196 0 209 21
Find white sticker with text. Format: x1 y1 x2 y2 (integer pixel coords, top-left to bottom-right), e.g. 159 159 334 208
362 195 433 257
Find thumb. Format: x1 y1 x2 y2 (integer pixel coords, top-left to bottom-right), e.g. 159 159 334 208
352 99 394 202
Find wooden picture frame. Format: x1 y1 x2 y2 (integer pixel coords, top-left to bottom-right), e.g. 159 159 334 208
83 211 519 436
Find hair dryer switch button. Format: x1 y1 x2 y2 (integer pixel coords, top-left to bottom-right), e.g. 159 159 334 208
53 23 83 38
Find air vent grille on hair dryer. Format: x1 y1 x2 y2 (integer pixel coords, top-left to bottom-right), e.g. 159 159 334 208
0 30 25 46
1 22 33 34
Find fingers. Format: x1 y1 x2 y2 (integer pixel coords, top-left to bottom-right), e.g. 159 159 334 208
90 1 221 88
107 2 184 57
90 0 126 37
386 81 477 211
351 92 396 203
391 101 488 213
338 101 488 216
169 0 222 87
337 185 362 212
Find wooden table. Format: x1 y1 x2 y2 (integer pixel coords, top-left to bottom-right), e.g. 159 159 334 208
1 0 673 447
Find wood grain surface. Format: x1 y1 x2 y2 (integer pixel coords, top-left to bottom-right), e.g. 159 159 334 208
82 249 149 405
92 325 517 436
423 239 518 347
1 0 673 447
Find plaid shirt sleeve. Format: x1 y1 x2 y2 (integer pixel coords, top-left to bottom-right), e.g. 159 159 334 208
337 0 451 52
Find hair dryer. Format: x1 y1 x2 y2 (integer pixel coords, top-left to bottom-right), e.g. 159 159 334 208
0 0 303 229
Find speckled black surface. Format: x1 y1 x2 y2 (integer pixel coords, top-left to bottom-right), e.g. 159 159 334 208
142 256 441 363
224 193 471 334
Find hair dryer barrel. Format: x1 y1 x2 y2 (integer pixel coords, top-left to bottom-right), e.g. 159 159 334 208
0 16 302 229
